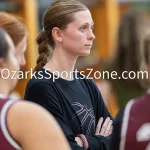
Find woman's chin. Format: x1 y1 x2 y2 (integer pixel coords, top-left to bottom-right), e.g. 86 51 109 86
79 50 91 56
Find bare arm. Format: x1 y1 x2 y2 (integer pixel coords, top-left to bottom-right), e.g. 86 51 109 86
6 101 71 150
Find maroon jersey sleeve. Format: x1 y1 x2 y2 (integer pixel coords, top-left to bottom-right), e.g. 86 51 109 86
120 94 150 150
0 97 21 150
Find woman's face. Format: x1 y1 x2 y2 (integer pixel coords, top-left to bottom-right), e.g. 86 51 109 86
58 10 95 56
1 33 20 90
15 36 27 67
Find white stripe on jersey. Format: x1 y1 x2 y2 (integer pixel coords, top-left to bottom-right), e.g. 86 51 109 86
119 99 135 150
0 98 22 150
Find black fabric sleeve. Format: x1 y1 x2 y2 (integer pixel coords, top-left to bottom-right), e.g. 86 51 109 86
110 108 124 150
96 88 113 121
89 79 113 122
24 81 87 150
83 79 114 150
86 135 110 150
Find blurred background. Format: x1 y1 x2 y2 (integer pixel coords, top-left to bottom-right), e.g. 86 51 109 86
1 0 150 117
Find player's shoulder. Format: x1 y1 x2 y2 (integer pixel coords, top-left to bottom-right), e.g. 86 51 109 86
132 93 150 108
8 100 50 119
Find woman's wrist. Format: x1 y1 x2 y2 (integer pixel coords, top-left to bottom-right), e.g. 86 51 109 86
75 137 83 147
77 134 89 149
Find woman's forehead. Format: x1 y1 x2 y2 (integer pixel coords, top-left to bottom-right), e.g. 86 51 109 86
69 10 94 26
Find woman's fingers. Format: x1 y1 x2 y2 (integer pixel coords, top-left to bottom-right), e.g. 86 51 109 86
103 120 113 136
109 126 113 135
95 117 103 135
95 117 113 137
99 117 110 135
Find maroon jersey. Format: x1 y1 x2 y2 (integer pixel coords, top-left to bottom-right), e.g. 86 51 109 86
119 94 150 150
0 94 21 150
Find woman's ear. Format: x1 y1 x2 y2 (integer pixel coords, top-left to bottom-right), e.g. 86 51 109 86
51 27 63 43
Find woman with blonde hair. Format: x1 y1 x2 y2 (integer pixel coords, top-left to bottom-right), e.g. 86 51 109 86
24 1 113 150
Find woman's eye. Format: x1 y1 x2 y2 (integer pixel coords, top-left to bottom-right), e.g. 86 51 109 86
81 25 87 30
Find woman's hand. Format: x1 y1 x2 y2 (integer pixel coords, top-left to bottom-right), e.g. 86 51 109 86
95 117 113 136
75 137 83 147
